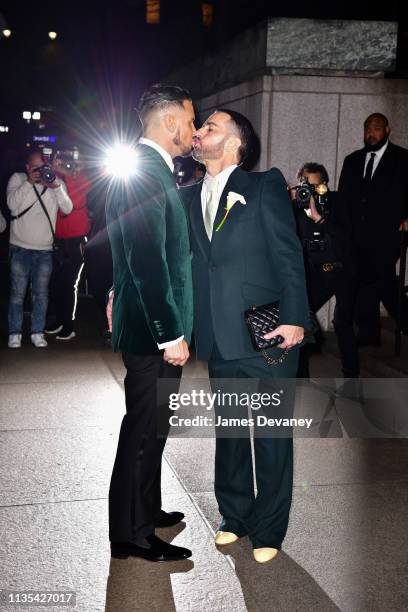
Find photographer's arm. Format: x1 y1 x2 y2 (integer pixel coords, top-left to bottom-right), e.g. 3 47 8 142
325 197 352 246
6 174 35 212
53 181 73 215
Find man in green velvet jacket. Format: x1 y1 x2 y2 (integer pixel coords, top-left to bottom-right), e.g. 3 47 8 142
105 85 195 562
182 109 309 564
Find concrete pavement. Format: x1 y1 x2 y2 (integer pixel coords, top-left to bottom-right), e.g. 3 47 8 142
0 297 407 611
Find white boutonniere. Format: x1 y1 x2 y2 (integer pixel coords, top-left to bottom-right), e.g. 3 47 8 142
215 191 246 232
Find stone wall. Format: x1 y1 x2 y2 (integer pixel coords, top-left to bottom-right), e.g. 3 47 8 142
196 75 408 328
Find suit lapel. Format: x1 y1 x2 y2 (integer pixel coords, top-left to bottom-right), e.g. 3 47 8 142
138 143 175 180
189 180 211 260
190 167 251 260
371 142 395 183
212 167 251 239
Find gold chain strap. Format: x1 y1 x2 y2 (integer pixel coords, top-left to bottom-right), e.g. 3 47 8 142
261 347 290 367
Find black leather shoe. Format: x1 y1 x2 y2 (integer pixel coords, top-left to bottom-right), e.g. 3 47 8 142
155 510 185 528
111 534 192 562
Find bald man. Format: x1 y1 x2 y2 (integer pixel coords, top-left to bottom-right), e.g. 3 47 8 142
338 113 408 346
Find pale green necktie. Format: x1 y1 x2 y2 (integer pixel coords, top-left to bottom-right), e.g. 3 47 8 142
204 176 219 240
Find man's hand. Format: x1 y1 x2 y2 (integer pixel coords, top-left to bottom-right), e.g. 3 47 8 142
106 290 114 333
309 195 322 223
45 177 62 189
399 217 408 232
264 325 304 350
164 339 190 367
52 157 71 177
27 167 41 185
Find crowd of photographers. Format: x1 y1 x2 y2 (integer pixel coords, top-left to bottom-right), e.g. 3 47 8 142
2 147 112 348
1 111 407 380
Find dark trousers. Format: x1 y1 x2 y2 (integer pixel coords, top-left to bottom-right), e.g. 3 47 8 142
355 249 408 341
208 344 298 549
108 353 181 543
47 237 84 332
83 237 113 319
300 268 359 378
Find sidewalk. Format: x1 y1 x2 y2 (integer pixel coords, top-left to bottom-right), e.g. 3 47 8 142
0 298 407 611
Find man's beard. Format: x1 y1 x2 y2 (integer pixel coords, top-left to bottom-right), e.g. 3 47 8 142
192 138 226 163
173 129 192 157
364 135 389 152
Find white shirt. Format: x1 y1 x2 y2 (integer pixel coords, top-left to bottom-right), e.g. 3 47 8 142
363 140 389 178
138 137 182 350
7 173 73 251
201 164 238 220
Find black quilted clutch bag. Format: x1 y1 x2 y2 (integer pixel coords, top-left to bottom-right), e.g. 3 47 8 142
244 301 284 351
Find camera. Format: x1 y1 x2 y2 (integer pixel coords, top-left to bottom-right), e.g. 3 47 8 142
295 178 329 216
34 164 56 184
55 148 79 172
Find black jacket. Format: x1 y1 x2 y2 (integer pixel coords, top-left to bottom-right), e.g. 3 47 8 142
294 191 354 274
337 141 408 255
180 167 309 363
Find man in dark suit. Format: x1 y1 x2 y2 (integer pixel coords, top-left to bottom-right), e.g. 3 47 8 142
337 113 408 346
105 85 195 561
182 110 309 563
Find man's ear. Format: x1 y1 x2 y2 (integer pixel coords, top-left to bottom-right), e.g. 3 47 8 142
225 136 241 155
163 112 177 134
386 125 391 138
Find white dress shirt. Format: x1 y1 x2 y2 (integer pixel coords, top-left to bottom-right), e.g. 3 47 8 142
201 164 238 222
138 137 182 350
363 140 389 178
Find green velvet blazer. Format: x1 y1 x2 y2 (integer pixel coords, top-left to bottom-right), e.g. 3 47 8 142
106 144 193 356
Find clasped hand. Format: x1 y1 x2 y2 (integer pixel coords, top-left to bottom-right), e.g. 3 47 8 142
263 324 304 349
106 290 189 366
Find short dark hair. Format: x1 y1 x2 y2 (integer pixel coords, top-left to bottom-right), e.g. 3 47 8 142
364 113 389 128
26 148 43 164
297 162 329 184
137 84 192 126
217 108 255 164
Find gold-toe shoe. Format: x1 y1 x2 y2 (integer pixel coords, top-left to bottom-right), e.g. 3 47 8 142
214 531 239 545
253 547 279 563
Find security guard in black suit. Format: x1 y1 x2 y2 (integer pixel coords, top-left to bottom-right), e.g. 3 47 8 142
337 113 408 346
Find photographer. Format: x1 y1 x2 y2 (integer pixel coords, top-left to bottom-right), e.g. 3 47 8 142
45 150 91 340
290 162 359 378
0 209 6 233
6 149 73 348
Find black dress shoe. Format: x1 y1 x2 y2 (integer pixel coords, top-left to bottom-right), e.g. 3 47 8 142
111 534 192 562
155 509 185 528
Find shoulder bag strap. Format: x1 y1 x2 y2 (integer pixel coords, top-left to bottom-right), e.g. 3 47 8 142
32 185 56 243
10 185 47 221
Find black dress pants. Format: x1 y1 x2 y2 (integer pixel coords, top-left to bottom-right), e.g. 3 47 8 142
355 249 408 341
108 353 181 543
47 237 84 332
299 267 360 378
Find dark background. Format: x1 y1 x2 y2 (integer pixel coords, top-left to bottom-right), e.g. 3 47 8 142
0 0 407 207
0 1 406 147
